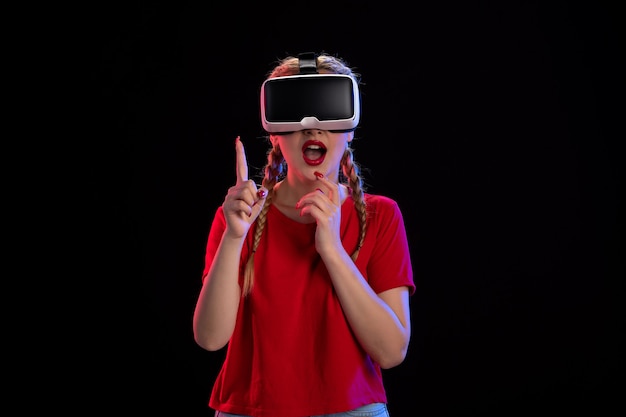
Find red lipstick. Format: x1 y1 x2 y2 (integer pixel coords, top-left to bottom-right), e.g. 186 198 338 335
302 140 327 166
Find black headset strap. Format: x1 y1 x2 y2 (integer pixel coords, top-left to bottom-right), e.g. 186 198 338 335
298 52 318 74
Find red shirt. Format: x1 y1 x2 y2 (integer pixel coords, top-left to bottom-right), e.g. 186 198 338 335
202 194 415 417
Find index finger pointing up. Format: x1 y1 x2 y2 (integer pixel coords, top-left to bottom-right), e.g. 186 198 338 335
235 136 249 184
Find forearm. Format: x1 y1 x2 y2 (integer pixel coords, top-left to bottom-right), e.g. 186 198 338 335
193 234 244 351
322 249 411 369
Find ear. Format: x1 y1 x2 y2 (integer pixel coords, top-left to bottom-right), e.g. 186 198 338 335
346 131 355 142
269 134 278 146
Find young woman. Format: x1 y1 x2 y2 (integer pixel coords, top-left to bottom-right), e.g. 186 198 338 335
193 52 415 417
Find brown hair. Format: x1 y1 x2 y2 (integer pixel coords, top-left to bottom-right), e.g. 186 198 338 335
242 53 367 296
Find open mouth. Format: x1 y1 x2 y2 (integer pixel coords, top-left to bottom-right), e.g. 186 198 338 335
302 140 327 166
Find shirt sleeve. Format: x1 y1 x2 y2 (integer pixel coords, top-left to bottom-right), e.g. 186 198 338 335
365 196 416 296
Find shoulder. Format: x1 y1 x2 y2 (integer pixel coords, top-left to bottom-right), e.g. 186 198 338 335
364 193 402 213
361 193 406 225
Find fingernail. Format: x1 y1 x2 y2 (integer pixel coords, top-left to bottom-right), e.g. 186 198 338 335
316 188 324 194
314 171 324 178
257 189 266 198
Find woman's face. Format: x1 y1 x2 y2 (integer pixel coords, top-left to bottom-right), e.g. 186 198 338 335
270 129 354 183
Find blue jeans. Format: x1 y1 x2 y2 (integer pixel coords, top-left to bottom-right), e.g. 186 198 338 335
215 402 390 417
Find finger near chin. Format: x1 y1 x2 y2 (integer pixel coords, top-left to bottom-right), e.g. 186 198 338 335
298 206 310 217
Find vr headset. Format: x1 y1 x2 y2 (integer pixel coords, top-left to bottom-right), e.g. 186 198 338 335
260 52 361 134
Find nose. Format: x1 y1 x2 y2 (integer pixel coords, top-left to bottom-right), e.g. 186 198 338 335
303 129 323 135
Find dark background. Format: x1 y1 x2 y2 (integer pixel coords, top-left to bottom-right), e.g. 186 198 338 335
90 1 624 415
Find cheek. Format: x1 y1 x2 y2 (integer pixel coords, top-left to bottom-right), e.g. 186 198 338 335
325 144 346 165
277 139 302 163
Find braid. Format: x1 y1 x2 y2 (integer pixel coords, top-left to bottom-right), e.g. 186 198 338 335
242 145 284 296
341 146 367 261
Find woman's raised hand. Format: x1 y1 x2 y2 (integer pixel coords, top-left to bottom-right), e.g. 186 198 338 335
221 136 267 238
